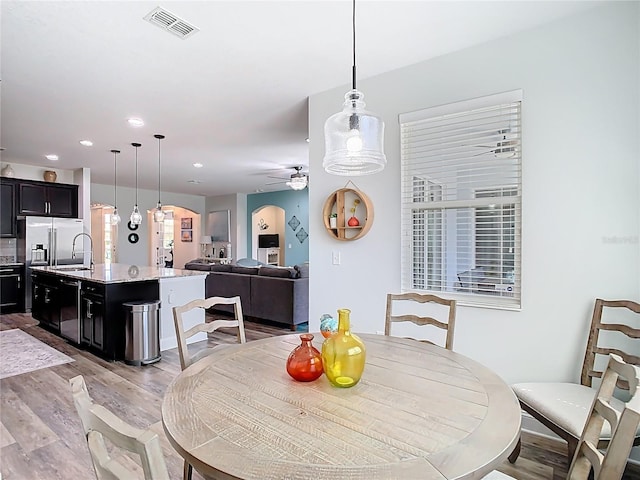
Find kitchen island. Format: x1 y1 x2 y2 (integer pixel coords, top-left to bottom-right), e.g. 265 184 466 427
30 263 207 361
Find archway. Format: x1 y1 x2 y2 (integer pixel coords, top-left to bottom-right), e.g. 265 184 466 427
251 205 285 265
147 206 201 268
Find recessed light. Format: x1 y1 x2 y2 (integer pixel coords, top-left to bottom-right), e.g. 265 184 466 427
305 137 310 143
193 162 203 168
187 179 201 184
79 140 93 147
128 118 145 127
45 154 59 161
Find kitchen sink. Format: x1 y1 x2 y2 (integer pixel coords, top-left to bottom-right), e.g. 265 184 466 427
52 265 92 272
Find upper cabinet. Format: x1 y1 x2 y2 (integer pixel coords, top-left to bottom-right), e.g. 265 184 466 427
1 179 17 237
17 180 78 218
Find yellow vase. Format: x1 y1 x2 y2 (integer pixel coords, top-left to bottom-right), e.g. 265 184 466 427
321 308 366 388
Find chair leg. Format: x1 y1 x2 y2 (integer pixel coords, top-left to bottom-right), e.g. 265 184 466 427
567 437 579 465
508 437 521 463
183 460 192 480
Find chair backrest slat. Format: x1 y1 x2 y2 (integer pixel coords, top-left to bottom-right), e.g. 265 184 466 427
385 293 456 350
580 299 640 388
568 354 640 480
69 375 170 480
173 295 246 370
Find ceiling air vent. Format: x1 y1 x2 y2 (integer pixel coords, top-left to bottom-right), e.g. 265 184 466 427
143 7 199 39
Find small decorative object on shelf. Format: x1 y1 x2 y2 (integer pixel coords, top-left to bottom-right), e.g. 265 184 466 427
43 170 57 182
322 308 366 388
329 213 337 229
286 334 324 382
320 313 338 338
347 216 360 227
1 164 15 178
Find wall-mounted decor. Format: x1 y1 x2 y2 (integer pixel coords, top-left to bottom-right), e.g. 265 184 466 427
208 210 230 242
296 227 308 244
288 215 300 231
322 182 373 241
257 218 269 230
181 230 193 242
127 233 139 244
127 221 139 231
181 217 192 229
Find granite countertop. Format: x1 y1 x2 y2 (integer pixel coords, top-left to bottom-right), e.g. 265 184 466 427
31 263 207 284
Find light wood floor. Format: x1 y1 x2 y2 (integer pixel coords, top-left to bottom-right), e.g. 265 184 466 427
1 312 638 480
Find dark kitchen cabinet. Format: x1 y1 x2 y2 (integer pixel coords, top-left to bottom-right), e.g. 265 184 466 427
1 179 17 237
81 288 105 350
17 180 78 218
0 265 23 313
31 273 60 332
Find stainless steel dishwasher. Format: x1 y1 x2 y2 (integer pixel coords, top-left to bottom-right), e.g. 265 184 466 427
59 279 81 343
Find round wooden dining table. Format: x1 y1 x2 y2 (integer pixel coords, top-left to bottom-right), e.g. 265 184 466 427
162 333 521 480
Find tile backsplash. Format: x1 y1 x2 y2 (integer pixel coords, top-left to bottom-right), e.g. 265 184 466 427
0 238 17 263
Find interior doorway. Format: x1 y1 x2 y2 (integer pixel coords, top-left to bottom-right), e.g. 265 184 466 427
251 205 285 265
147 206 200 269
90 204 117 264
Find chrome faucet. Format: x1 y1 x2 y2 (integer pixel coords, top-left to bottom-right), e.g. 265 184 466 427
72 233 94 271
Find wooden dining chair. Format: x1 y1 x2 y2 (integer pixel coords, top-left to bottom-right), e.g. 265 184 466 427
484 353 640 480
172 295 247 371
172 295 246 480
69 375 170 480
384 293 457 350
509 299 640 464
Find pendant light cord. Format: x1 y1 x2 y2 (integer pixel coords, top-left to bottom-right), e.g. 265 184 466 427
134 144 139 205
157 137 161 204
352 0 356 90
111 150 119 207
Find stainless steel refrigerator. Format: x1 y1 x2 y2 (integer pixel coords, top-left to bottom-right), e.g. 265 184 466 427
17 216 85 311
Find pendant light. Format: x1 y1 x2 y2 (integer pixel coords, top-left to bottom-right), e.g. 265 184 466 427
153 134 165 223
129 142 143 225
323 0 386 176
110 149 121 225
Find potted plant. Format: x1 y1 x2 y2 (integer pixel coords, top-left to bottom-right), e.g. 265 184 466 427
329 213 338 229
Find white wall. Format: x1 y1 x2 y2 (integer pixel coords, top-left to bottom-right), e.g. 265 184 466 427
91 183 205 266
308 3 639 385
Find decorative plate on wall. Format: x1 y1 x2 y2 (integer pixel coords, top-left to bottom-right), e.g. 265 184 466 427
128 233 139 244
127 221 139 231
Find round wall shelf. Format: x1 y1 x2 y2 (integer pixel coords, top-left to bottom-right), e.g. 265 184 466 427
322 188 373 241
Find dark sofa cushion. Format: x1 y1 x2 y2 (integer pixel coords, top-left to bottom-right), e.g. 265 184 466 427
231 266 260 275
209 263 232 272
258 265 298 278
294 263 309 278
184 263 211 271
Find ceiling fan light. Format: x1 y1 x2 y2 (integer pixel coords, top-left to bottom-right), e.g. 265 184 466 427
323 90 386 175
287 175 307 190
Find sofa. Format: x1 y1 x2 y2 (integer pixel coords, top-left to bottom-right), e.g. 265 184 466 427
184 261 309 329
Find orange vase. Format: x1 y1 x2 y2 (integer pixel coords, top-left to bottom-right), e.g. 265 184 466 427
347 216 360 227
286 334 323 382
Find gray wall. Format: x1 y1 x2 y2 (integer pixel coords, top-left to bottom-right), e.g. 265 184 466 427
308 3 639 383
205 193 247 261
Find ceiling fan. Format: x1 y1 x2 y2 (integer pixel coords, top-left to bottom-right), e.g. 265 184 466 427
470 129 518 158
266 166 308 190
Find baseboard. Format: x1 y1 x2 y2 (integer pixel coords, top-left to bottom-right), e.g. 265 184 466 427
520 411 640 466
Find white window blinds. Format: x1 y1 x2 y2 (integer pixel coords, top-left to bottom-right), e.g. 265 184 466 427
399 91 522 308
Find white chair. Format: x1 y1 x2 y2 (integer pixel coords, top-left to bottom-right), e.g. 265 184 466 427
485 353 640 480
173 295 247 371
172 295 247 479
69 375 170 480
508 299 640 464
384 292 457 350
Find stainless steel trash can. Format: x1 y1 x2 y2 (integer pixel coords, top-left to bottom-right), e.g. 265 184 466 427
123 300 161 366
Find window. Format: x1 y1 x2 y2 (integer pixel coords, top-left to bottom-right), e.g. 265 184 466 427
400 91 522 308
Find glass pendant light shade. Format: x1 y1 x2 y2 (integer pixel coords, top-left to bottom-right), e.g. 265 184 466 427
323 89 386 175
130 205 142 225
110 149 121 225
111 208 121 226
153 134 165 223
153 203 165 223
130 142 142 226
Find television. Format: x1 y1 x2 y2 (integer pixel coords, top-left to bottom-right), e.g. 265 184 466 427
258 234 279 248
